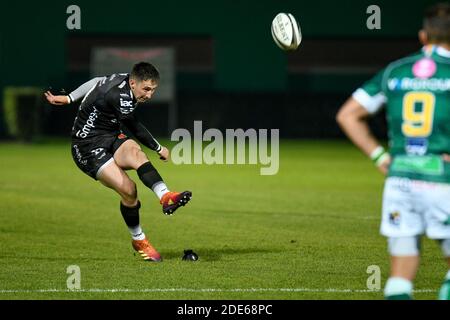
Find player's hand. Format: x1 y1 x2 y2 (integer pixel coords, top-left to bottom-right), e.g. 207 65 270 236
158 146 170 162
377 154 391 175
44 91 70 106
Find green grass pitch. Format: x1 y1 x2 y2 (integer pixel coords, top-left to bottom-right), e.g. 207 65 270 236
0 139 446 300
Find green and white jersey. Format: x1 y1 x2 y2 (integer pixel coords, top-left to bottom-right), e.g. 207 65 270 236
353 45 450 183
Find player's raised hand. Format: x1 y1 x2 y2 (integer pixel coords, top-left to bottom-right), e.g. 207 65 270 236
44 91 70 106
158 146 170 162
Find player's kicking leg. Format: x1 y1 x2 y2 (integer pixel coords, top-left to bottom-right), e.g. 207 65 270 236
113 139 192 215
97 160 161 262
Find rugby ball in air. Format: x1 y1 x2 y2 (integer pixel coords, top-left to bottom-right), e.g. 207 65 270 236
271 13 302 51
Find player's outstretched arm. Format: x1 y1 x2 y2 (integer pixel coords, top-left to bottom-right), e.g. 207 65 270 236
336 97 390 175
45 77 105 106
68 76 105 102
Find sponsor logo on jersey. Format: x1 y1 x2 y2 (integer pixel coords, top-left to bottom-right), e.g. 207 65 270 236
120 98 134 114
120 98 133 107
120 93 130 98
405 138 428 155
118 80 126 89
388 77 450 91
75 107 99 139
120 108 134 114
91 148 104 156
412 58 437 78
91 148 106 159
389 211 401 226
73 144 87 166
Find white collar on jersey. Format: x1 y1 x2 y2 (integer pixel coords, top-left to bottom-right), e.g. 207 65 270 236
436 46 450 57
423 45 450 58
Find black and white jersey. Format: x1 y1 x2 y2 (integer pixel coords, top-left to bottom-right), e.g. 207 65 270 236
70 73 161 151
71 73 135 139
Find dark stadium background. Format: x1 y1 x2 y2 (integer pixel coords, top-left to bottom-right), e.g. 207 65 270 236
0 0 431 140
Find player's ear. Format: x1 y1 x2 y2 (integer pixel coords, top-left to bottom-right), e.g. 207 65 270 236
129 78 136 89
419 30 428 46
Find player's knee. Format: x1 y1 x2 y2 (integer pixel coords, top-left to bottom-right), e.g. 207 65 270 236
336 107 348 125
121 180 137 203
129 146 147 163
388 236 420 256
130 143 142 154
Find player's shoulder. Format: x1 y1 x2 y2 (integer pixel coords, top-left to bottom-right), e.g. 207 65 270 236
373 50 424 90
112 73 130 88
383 50 423 75
432 46 450 64
102 74 130 96
97 73 128 89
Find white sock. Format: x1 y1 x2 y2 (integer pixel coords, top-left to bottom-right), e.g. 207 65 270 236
152 182 169 200
384 277 413 297
129 225 145 241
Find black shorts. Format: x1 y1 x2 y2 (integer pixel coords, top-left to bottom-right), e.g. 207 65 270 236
71 132 129 180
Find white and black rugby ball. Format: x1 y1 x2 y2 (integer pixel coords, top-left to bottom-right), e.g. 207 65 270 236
271 13 302 51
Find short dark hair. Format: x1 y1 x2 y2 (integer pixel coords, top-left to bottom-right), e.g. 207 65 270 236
130 62 160 82
423 2 450 43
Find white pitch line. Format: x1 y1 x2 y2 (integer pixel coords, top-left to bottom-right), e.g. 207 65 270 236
0 288 437 294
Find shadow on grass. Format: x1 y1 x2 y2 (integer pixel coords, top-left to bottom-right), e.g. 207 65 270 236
160 246 282 262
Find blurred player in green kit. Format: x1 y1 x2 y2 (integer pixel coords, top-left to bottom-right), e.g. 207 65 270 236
337 3 450 299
